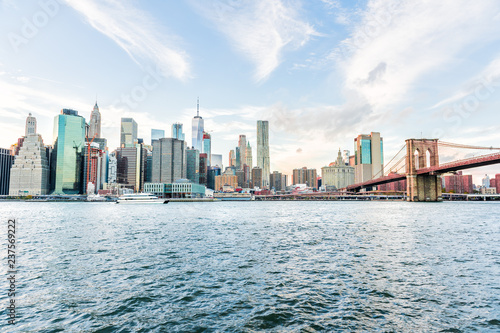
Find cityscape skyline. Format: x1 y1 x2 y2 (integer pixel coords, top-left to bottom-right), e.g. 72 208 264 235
1 1 500 183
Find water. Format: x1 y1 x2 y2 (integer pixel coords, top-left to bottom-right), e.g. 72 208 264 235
0 201 499 332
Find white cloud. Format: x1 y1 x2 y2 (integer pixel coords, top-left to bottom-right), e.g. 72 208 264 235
64 0 190 80
338 0 500 113
190 0 316 81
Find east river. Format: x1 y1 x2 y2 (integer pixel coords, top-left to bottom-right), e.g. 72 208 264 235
0 201 499 332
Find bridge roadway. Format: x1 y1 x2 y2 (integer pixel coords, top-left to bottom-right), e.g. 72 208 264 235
347 152 500 191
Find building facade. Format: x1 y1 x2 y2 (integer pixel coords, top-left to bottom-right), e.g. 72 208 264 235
89 102 101 138
116 144 147 192
443 171 473 194
215 174 238 191
292 167 318 189
0 148 13 195
199 153 208 185
186 147 200 184
246 142 252 169
270 171 283 192
207 166 221 190
172 123 185 141
152 138 186 184
238 135 246 170
151 129 165 144
52 109 86 194
203 132 211 166
120 118 138 147
251 167 262 189
354 132 383 184
192 99 204 152
257 120 270 187
321 149 355 190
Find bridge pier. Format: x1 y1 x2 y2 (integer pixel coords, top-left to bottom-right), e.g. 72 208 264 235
406 174 442 202
406 139 442 202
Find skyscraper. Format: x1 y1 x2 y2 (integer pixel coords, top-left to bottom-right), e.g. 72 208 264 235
116 144 147 192
9 114 50 195
192 98 204 152
246 142 252 169
235 147 241 170
89 102 101 138
172 123 185 141
229 150 235 167
199 153 208 186
238 135 246 170
186 147 200 184
251 167 262 189
292 167 318 188
354 132 383 183
52 109 86 194
0 148 13 195
152 138 186 183
202 132 211 166
257 120 270 188
120 118 138 147
151 129 165 144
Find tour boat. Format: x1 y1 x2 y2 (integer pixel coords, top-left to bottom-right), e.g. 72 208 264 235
116 193 168 204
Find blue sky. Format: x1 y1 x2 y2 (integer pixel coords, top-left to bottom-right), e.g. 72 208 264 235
1 0 500 183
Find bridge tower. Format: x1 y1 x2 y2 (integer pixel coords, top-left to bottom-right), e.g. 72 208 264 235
406 139 442 202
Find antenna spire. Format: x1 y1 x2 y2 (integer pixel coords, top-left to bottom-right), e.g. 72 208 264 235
197 97 199 117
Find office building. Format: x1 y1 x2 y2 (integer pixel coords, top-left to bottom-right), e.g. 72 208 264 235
229 150 235 167
186 147 200 184
270 171 283 192
257 120 270 187
89 102 101 138
0 148 13 195
145 151 153 183
82 142 106 194
354 132 383 183
293 167 318 189
246 142 252 169
251 167 262 188
203 132 211 166
116 144 147 192
495 174 500 194
52 109 86 194
152 138 186 184
172 123 185 141
482 174 490 188
144 180 206 199
120 118 138 147
238 135 246 170
321 149 355 190
235 169 245 188
9 114 50 196
215 174 238 191
211 154 223 169
199 153 208 185
151 129 165 144
207 166 221 190
192 98 204 152
235 147 241 169
108 151 117 184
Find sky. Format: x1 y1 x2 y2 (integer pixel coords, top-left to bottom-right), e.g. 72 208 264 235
1 0 500 184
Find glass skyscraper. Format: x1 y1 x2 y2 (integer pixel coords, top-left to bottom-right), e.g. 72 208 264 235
151 129 165 145
202 132 211 166
120 118 138 147
257 120 270 188
192 98 204 151
354 132 384 184
52 109 86 194
172 123 185 141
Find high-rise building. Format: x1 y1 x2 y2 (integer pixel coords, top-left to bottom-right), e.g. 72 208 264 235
354 132 383 183
293 167 318 188
270 171 283 192
172 123 185 141
192 98 204 152
211 154 223 169
235 169 245 188
238 135 246 170
89 102 101 138
116 144 147 192
0 148 13 195
108 151 117 184
199 153 208 185
281 174 288 189
145 151 153 183
246 142 252 169
26 113 36 136
229 150 235 167
482 174 490 188
82 142 106 194
152 138 186 184
186 147 200 184
235 147 241 169
151 129 165 144
342 150 350 166
443 171 473 194
121 118 138 147
203 132 211 166
257 120 270 188
215 174 238 191
9 114 50 196
207 166 221 190
52 109 86 194
251 167 262 189
321 149 355 190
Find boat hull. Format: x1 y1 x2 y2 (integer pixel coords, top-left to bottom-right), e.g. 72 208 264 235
116 199 167 204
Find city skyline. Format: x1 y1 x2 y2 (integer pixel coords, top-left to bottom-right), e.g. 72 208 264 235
1 1 500 182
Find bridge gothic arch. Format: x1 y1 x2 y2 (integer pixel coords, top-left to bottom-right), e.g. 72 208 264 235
405 139 441 202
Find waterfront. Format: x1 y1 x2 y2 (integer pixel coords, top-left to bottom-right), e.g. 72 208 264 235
1 201 499 332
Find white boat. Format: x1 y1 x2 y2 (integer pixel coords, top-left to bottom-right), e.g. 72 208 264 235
116 193 168 204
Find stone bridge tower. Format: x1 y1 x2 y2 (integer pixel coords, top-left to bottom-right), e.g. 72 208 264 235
406 139 442 202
